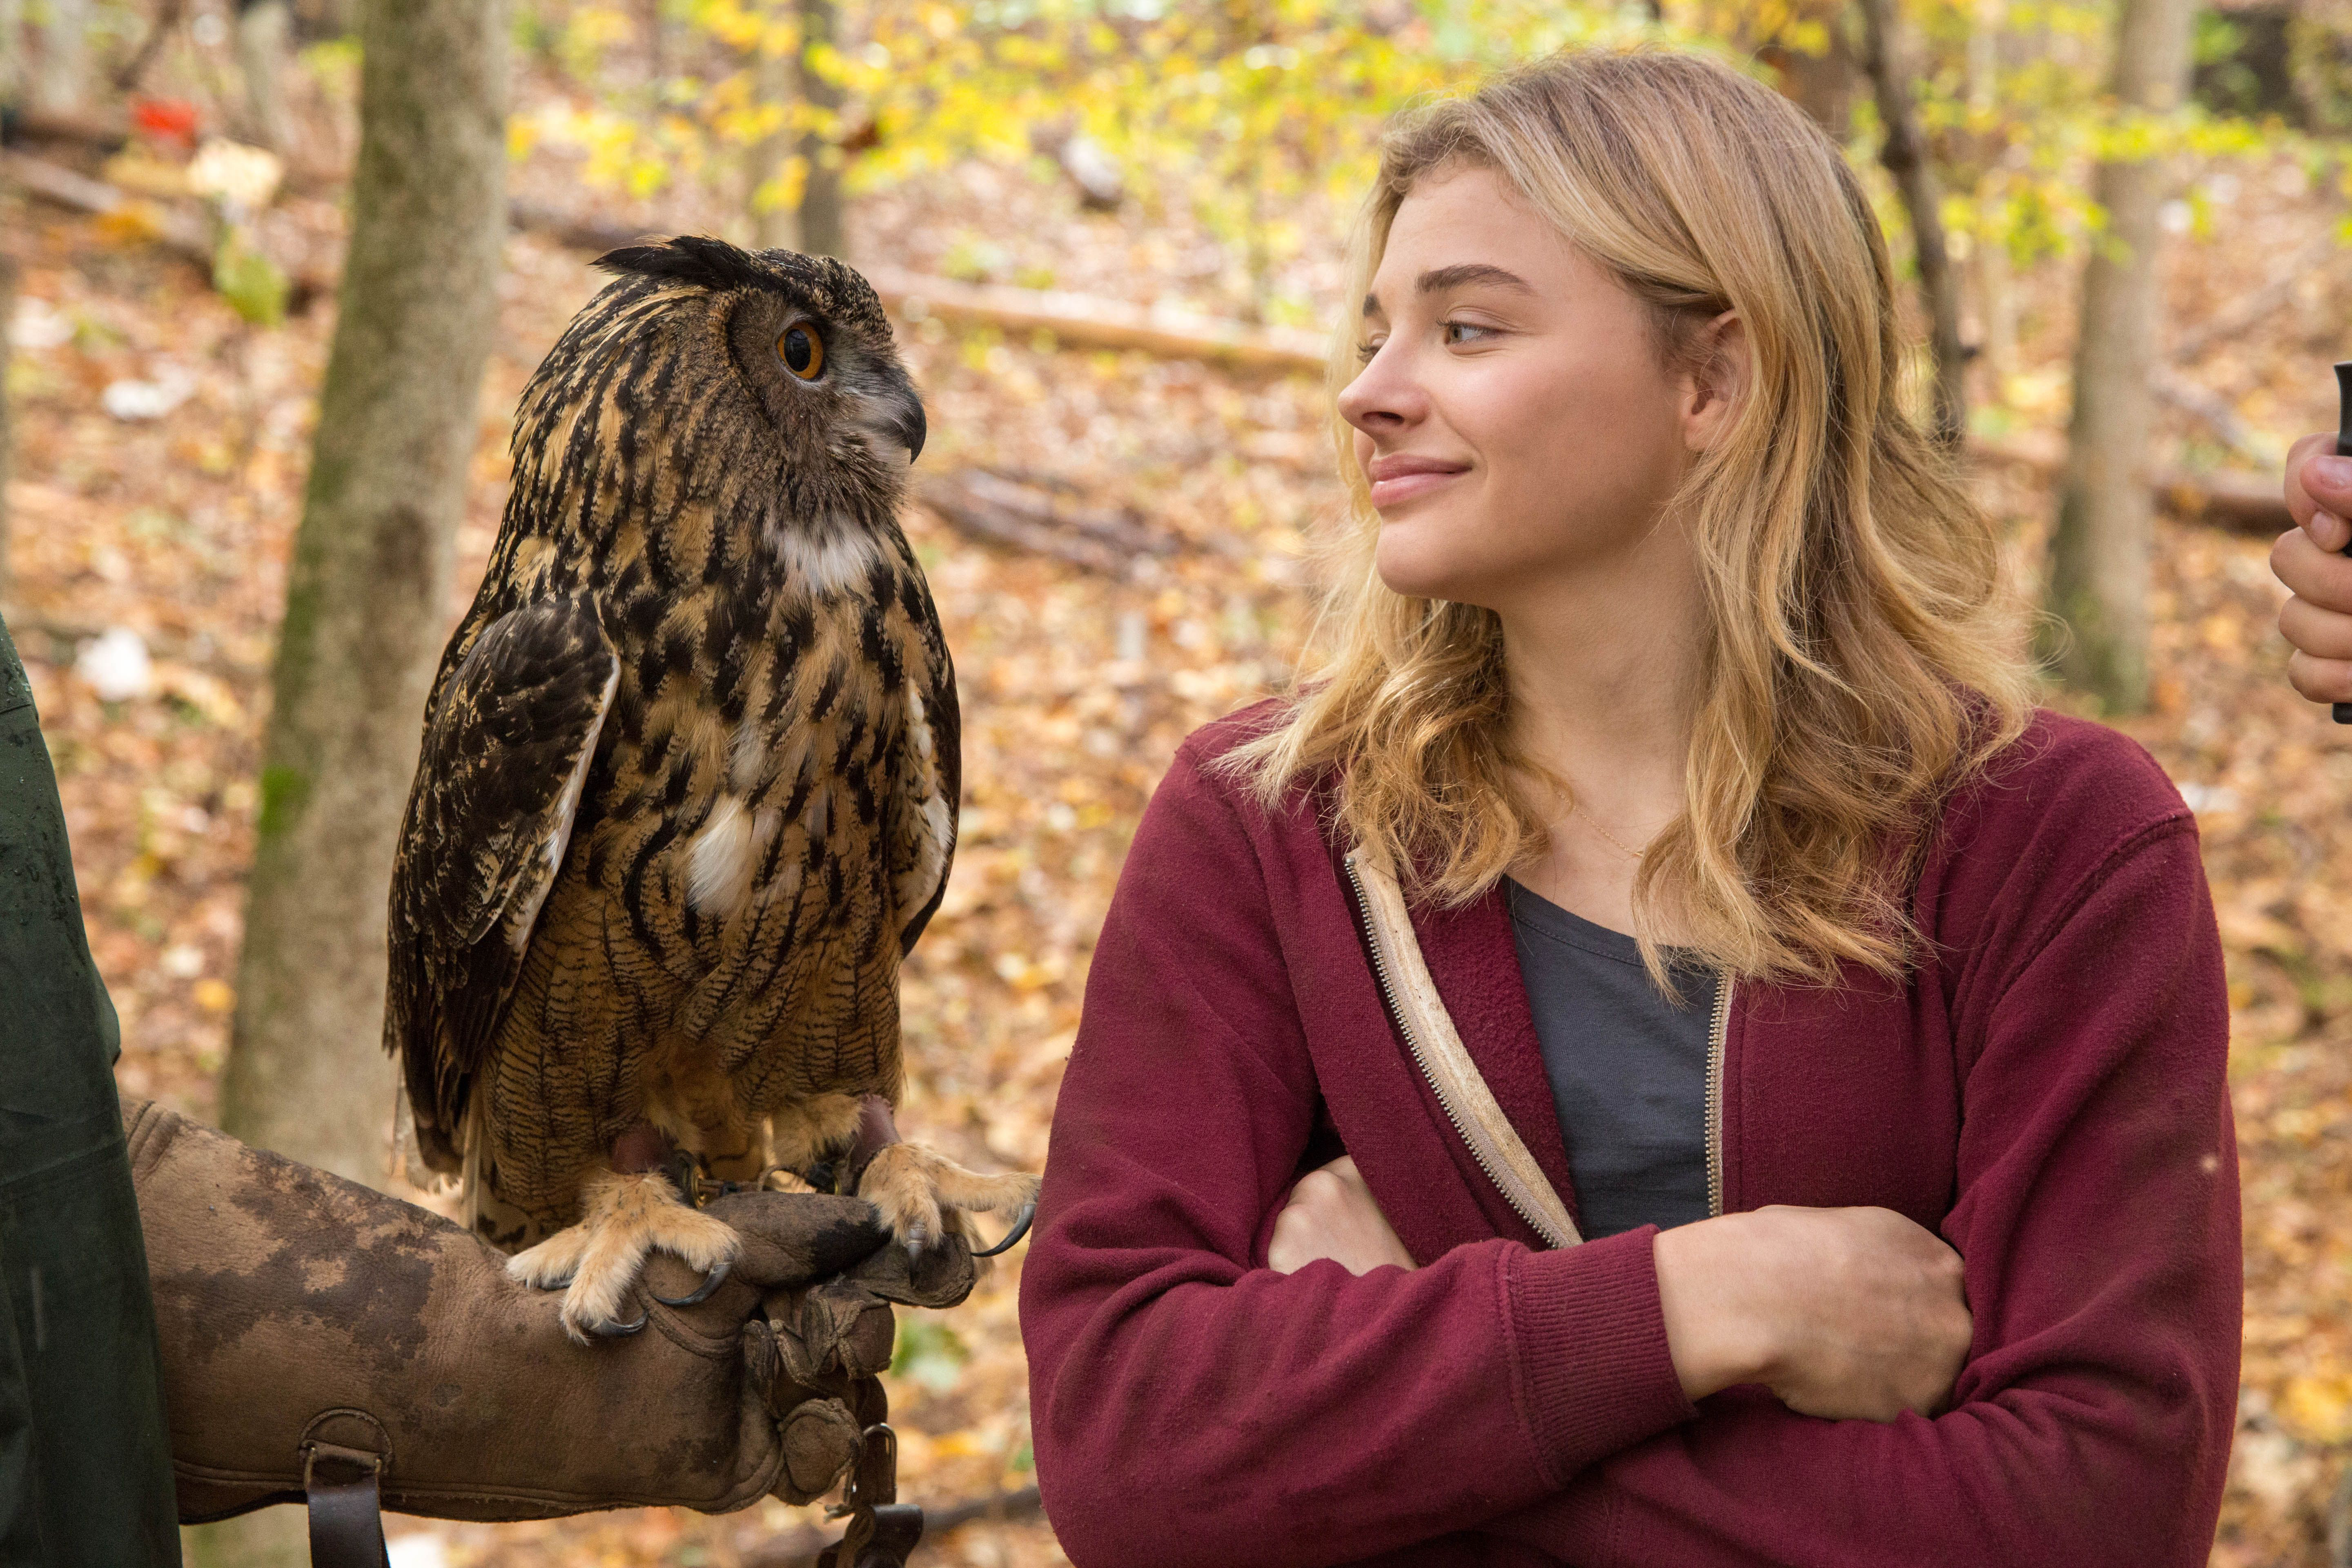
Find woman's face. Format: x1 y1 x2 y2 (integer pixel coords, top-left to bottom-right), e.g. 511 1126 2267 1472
1339 163 1722 610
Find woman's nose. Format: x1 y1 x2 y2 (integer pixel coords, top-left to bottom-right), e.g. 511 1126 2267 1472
1338 344 1423 434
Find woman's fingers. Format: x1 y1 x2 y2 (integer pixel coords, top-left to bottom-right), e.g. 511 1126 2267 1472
2271 528 2352 708
1266 1156 1416 1276
2272 523 2352 611
2286 432 2352 548
2287 649 2352 705
2280 595 2352 664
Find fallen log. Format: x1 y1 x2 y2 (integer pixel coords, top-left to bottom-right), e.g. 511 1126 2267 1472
505 197 648 255
2 148 339 314
2168 228 2343 366
6 153 638 307
0 107 131 152
2154 467 2294 535
513 199 1328 371
1 148 214 262
1971 434 2290 536
862 264 1330 374
916 468 1187 579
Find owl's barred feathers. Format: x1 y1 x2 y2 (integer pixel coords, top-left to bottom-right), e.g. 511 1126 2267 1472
386 237 958 1250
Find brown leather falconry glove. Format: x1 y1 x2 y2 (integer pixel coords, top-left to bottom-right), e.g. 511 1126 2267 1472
124 1096 973 1536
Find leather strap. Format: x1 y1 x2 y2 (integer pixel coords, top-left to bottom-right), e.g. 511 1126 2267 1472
818 1386 924 1568
858 1505 926 1566
1343 849 1583 1247
303 1439 391 1568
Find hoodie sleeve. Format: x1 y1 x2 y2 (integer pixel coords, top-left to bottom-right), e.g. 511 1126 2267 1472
1018 739 1696 1568
1477 813 2241 1568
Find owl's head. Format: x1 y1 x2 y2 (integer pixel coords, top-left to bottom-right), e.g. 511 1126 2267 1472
510 236 927 571
596 236 924 468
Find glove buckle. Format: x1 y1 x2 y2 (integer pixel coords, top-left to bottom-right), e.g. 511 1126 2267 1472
819 1422 924 1568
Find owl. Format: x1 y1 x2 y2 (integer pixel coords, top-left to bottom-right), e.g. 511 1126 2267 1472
385 236 1036 1341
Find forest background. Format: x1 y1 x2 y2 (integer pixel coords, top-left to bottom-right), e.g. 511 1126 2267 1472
4 0 2352 1561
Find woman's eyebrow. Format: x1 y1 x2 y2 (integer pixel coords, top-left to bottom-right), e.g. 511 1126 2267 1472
1362 263 1535 319
1418 263 1535 296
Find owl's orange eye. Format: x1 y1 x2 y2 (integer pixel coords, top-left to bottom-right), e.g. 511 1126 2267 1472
777 325 825 380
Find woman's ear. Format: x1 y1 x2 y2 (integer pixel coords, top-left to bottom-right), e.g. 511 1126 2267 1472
1679 310 1749 454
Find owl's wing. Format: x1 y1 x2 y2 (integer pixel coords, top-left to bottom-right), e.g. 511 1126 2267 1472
385 599 618 1172
893 579 961 958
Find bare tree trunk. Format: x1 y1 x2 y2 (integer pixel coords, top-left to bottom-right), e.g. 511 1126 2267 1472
642 0 666 76
235 0 293 150
2045 0 2194 711
750 34 798 252
33 0 82 114
795 0 844 258
194 27 500 1555
33 0 84 112
1763 12 1859 136
217 0 508 1184
1968 0 2017 393
0 231 14 608
1858 0 1967 448
0 0 24 108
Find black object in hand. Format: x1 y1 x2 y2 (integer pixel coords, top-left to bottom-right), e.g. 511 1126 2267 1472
2336 360 2352 724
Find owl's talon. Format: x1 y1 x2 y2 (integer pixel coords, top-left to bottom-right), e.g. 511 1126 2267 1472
527 1169 744 1345
971 1200 1036 1258
652 1258 732 1307
855 1139 1039 1259
589 1305 650 1337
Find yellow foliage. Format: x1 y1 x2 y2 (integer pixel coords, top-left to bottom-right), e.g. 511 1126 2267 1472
510 0 2338 323
2282 1370 2352 1444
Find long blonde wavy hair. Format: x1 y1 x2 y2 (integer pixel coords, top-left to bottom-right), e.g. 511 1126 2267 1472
1229 45 2037 987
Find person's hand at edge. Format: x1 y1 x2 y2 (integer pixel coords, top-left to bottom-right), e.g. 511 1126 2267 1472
2272 433 2352 706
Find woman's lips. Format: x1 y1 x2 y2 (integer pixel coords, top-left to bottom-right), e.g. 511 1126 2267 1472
1368 471 1460 508
1366 461 1468 509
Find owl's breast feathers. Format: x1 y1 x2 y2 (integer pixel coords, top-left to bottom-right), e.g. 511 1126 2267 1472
388 515 958 1172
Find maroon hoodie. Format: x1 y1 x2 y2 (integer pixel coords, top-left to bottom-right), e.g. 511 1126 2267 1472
1018 702 2239 1567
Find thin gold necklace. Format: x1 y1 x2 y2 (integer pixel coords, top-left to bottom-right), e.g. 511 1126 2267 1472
1575 810 1651 860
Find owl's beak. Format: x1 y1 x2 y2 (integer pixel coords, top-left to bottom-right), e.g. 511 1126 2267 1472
878 368 927 465
892 394 928 465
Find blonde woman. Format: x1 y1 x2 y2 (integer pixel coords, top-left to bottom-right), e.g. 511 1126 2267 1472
1019 48 2237 1566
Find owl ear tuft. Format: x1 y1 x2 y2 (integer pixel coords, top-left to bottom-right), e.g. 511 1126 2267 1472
595 235 780 296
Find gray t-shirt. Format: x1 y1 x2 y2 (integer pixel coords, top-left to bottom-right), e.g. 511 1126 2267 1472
1503 878 1715 1240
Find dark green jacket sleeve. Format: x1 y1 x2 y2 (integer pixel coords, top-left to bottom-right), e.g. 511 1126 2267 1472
0 613 180 1566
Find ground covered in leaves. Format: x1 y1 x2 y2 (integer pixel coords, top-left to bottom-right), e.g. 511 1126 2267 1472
10 87 2352 1568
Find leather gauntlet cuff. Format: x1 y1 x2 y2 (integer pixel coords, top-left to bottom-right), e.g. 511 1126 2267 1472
123 1096 973 1524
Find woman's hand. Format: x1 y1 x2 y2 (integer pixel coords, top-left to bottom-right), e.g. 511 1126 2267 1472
2274 433 2352 706
1654 1205 1971 1423
1268 1156 1417 1275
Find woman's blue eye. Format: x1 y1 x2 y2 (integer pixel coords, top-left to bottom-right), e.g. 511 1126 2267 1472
1444 321 1494 346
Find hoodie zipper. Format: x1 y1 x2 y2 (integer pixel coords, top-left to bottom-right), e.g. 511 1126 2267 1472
1342 851 1578 1249
1704 969 1733 1218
